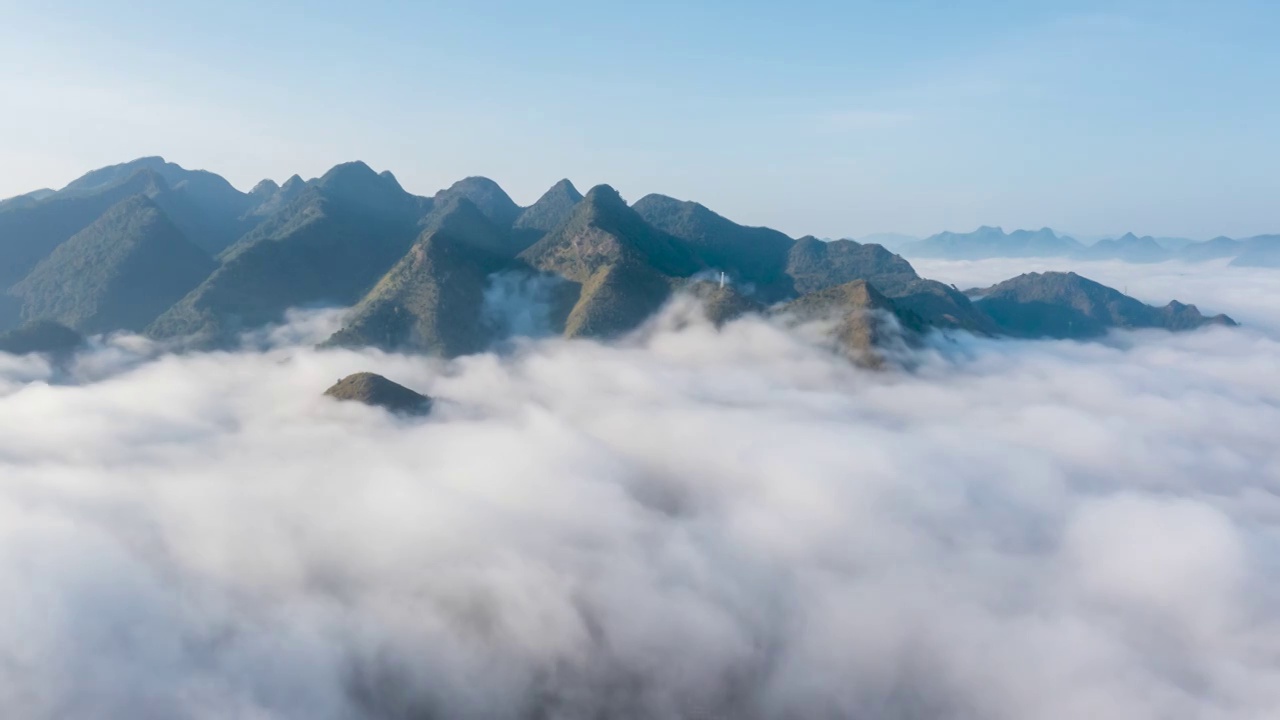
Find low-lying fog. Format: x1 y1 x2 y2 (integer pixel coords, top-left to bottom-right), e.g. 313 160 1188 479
1 260 1277 719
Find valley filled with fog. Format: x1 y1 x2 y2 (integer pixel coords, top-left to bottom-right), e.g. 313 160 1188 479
1 259 1277 719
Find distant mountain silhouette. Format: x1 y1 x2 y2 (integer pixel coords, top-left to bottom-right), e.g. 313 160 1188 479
904 226 1083 259
7 196 215 333
1179 236 1242 262
1077 232 1171 263
1229 235 1280 268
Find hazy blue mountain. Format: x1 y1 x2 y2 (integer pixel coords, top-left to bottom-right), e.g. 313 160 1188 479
433 176 521 228
1229 235 1280 268
510 179 584 251
54 156 257 255
148 161 423 342
0 168 169 288
1148 236 1198 251
324 197 515 355
244 174 309 219
1179 236 1244 262
1076 232 1171 263
7 196 215 333
904 226 1083 259
633 193 795 298
973 271 1235 338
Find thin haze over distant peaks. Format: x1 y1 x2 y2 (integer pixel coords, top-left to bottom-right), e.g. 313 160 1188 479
0 1 1277 238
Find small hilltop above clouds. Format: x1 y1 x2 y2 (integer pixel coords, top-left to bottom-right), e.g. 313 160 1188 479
0 157 1241 365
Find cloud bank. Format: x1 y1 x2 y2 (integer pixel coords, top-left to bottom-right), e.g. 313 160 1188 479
0 264 1278 719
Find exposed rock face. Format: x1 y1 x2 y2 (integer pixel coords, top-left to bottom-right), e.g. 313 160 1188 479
776 280 924 368
323 372 433 415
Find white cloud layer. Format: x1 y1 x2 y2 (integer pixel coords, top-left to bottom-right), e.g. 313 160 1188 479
0 263 1278 719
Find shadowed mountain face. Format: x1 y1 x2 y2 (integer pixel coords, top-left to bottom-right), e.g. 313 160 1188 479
0 320 84 356
0 169 170 288
7 196 215 333
633 194 796 298
323 372 432 415
148 162 424 343
511 179 584 251
785 236 919 295
973 271 1236 338
57 156 259 255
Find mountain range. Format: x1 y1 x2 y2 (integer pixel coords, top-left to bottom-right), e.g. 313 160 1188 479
887 226 1280 266
0 157 1239 363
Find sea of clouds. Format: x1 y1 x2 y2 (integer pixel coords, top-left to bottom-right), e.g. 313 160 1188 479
1 259 1278 719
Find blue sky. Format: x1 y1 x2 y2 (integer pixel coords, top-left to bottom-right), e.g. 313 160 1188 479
1 0 1276 239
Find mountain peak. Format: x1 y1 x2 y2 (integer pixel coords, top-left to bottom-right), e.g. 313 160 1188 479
582 183 627 208
548 178 583 198
324 373 433 415
512 179 586 239
318 160 380 186
250 179 280 196
434 176 520 227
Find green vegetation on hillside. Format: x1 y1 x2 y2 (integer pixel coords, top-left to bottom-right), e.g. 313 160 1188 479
9 196 215 333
